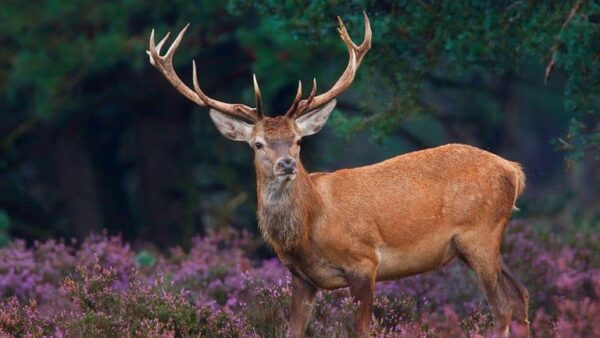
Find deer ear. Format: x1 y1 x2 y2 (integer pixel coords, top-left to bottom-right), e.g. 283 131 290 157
295 99 337 137
209 109 254 141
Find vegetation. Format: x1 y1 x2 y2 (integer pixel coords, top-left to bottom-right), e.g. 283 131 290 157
0 224 598 336
0 1 599 336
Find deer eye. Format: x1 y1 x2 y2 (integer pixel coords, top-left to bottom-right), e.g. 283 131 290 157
296 139 302 146
255 142 263 149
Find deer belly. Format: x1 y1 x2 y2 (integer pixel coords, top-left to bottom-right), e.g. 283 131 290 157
375 238 456 281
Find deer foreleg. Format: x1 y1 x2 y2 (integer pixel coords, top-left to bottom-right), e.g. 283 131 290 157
287 274 318 338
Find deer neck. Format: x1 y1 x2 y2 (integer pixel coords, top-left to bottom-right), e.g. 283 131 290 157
256 163 323 252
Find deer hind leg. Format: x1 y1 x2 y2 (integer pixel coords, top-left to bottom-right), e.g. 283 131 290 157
453 231 513 337
347 260 377 338
499 258 530 335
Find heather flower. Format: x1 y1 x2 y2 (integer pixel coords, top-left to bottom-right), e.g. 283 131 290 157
0 222 597 337
0 240 41 300
0 297 46 336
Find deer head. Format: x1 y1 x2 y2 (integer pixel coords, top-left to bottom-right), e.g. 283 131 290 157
147 13 371 181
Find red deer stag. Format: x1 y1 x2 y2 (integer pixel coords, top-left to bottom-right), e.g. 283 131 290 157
147 12 529 337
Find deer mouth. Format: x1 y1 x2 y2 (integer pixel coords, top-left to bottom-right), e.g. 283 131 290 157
276 166 297 176
276 172 297 181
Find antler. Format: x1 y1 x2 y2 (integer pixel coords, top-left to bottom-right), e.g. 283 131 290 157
147 25 263 122
285 79 317 116
286 12 372 119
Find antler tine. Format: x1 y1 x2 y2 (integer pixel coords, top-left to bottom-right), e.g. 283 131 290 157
154 32 171 58
304 78 318 109
253 74 264 118
148 24 261 123
147 24 205 106
192 61 259 123
337 11 372 66
361 11 373 59
289 12 371 118
165 24 189 58
285 81 303 117
290 78 317 118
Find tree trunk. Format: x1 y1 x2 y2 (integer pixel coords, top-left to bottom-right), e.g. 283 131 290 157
134 109 195 247
52 124 103 238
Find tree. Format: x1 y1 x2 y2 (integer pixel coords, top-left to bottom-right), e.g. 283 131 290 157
1 0 598 244
231 1 599 160
0 1 255 245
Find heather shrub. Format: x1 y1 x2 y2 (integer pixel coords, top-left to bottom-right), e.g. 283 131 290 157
158 228 256 307
0 240 41 300
0 297 47 337
0 222 597 337
241 275 290 337
59 262 199 337
59 260 254 337
310 290 356 336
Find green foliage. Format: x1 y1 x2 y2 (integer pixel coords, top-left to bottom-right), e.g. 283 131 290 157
0 0 260 242
555 118 600 169
230 0 600 156
134 250 156 268
1 0 599 242
0 211 10 248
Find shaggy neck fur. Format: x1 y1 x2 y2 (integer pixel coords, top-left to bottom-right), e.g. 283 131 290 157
256 164 323 252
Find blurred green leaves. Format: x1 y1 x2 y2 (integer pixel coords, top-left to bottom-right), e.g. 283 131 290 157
0 211 11 247
1 0 599 242
229 0 600 159
135 250 157 268
2 0 598 155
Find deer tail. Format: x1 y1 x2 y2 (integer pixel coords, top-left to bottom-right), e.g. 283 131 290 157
511 162 526 211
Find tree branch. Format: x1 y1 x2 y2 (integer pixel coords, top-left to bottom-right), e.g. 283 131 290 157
544 0 585 84
335 101 432 149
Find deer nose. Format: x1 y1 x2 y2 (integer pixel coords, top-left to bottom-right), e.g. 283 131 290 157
276 157 296 174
